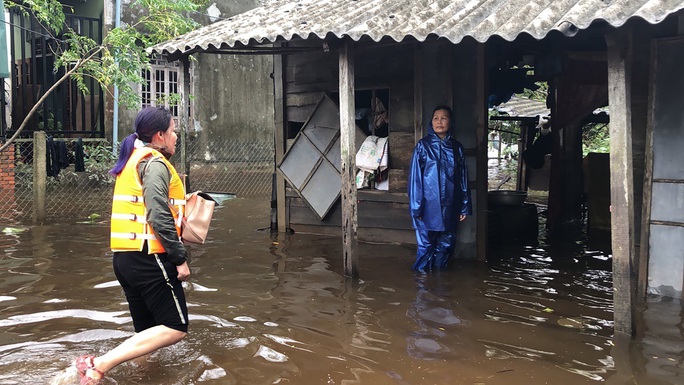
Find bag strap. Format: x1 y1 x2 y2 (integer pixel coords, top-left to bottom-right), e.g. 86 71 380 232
141 155 165 182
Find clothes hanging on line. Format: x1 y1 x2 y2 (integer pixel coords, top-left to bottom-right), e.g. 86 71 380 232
46 136 60 177
74 138 85 172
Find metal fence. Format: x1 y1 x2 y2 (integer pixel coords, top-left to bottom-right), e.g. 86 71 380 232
179 135 274 198
0 135 273 224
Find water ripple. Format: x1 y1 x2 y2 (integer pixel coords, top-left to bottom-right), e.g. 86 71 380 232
0 309 129 327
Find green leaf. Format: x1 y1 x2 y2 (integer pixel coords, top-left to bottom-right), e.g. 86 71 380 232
2 227 27 234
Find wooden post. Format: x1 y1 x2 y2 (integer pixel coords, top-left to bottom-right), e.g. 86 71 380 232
638 45 654 303
273 46 287 232
413 42 423 143
180 56 191 189
546 79 562 234
516 122 529 191
606 30 636 336
32 130 46 225
475 43 487 261
632 32 655 303
339 38 358 277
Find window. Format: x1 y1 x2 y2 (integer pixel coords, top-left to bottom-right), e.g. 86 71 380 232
141 57 181 118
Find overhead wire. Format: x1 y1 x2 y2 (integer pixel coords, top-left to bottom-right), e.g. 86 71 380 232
0 17 66 43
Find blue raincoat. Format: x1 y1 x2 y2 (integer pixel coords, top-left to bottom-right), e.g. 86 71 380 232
408 119 472 271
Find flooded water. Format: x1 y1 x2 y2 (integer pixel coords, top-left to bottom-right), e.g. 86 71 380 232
1 198 683 384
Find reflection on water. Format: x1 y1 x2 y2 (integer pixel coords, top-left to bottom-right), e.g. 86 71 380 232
1 198 683 384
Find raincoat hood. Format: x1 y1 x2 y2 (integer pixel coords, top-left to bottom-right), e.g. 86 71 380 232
426 106 455 142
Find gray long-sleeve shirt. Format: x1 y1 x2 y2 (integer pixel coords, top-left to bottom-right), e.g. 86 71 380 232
138 157 187 266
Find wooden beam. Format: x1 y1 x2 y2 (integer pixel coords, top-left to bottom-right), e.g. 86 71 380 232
606 30 636 336
273 46 287 232
339 38 358 277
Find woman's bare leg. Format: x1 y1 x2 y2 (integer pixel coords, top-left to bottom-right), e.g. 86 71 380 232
87 325 186 379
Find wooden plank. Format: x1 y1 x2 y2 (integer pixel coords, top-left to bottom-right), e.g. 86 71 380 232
388 83 414 133
290 196 412 230
357 201 412 230
339 38 359 277
285 92 325 107
606 30 636 336
289 224 415 245
274 47 287 232
358 190 409 204
294 54 338 85
289 197 342 227
390 131 415 170
389 169 408 192
292 190 408 205
357 228 415 245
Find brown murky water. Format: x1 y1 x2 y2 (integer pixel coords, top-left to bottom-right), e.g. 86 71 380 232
1 198 683 384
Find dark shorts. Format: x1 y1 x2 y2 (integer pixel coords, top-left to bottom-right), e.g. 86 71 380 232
112 250 188 333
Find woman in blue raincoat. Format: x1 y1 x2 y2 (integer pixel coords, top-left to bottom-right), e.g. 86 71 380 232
408 105 472 272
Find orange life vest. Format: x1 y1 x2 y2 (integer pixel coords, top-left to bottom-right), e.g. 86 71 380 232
110 147 185 254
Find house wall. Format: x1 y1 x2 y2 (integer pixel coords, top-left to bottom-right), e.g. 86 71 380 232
283 38 414 173
643 36 684 299
282 39 482 257
109 0 273 162
282 39 415 243
190 53 274 160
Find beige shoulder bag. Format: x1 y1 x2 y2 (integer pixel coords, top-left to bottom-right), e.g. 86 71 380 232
144 156 217 244
181 191 216 244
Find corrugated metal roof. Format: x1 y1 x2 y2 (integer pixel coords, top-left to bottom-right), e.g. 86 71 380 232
153 0 684 56
495 96 550 118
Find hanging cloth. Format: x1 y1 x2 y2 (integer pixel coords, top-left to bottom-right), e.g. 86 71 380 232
74 138 85 172
57 141 69 169
46 136 60 177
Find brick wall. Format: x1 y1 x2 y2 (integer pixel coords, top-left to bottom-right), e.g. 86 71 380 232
0 143 16 220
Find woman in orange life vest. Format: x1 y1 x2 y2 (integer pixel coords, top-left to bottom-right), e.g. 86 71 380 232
75 107 190 384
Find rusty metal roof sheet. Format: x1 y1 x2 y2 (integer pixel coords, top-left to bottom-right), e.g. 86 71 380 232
153 0 684 55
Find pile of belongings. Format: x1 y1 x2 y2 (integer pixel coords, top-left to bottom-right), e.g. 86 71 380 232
355 135 388 190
